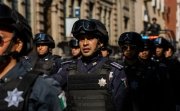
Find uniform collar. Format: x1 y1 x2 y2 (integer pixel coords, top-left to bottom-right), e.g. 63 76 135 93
1 62 27 83
38 53 52 60
81 55 102 65
124 58 139 67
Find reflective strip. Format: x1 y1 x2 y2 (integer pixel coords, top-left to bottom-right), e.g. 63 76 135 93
110 62 123 69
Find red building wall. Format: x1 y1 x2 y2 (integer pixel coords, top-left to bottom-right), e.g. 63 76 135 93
164 0 177 38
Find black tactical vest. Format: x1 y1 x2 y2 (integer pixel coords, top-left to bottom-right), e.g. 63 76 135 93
0 71 40 111
66 60 114 111
34 56 56 75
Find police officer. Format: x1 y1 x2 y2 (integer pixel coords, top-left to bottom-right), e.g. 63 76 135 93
101 45 112 58
69 38 81 59
147 17 161 35
164 41 180 111
165 41 176 59
152 36 169 63
151 37 174 111
118 32 161 111
33 32 62 75
138 38 154 61
53 19 127 111
0 4 61 111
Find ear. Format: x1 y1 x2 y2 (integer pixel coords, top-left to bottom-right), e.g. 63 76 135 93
15 39 23 53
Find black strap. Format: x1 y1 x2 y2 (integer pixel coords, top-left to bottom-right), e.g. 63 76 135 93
67 60 77 76
18 70 41 111
99 60 112 75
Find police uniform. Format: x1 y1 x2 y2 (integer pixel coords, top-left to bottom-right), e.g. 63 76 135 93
151 37 175 111
20 56 33 72
120 57 162 111
53 55 127 111
33 33 62 75
147 17 161 35
0 61 62 111
34 53 62 75
118 32 167 111
53 19 127 111
165 56 180 111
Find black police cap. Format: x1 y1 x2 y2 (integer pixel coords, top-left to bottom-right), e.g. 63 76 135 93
69 39 79 48
154 37 169 49
101 46 112 54
142 39 154 50
71 19 109 45
118 32 143 48
34 33 55 48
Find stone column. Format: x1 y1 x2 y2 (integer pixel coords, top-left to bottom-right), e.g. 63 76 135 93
105 8 110 35
66 0 72 17
81 0 89 19
35 0 44 32
51 1 58 54
93 0 101 19
101 6 105 23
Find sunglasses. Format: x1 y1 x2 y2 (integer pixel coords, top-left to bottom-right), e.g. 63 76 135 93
121 45 137 51
71 19 106 36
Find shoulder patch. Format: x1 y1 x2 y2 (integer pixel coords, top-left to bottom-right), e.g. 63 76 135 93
110 62 124 69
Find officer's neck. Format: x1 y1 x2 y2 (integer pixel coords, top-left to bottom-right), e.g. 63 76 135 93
0 58 16 79
38 52 51 58
82 52 99 64
124 57 138 66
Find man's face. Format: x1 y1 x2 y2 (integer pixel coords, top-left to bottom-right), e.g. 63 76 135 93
0 29 14 55
79 35 102 57
165 48 173 58
153 19 156 23
71 47 81 57
122 44 137 59
101 50 109 57
36 44 49 55
155 47 164 57
139 49 150 60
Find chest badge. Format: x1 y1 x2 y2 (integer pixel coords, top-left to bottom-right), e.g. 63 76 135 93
4 88 24 107
98 77 107 87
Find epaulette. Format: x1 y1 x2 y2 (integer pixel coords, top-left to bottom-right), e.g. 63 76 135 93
61 60 73 65
110 62 124 70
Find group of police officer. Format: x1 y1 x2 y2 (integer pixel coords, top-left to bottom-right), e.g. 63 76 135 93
0 3 180 111
118 32 180 111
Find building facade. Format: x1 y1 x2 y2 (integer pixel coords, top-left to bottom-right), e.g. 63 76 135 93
1 0 174 56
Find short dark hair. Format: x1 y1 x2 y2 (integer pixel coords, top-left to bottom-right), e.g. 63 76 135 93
152 17 157 21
